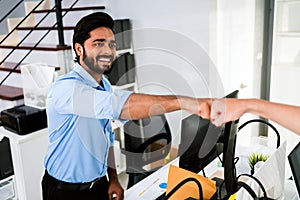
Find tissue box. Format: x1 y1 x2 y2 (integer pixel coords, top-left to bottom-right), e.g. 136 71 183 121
1 105 47 135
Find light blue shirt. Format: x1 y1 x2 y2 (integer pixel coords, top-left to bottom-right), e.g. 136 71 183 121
44 63 132 183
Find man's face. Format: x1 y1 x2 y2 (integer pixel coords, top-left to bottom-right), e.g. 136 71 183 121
78 27 116 75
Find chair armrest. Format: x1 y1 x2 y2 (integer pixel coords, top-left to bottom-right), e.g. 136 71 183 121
136 132 172 164
136 132 171 152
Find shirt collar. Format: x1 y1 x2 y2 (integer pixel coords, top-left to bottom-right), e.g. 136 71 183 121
73 63 111 91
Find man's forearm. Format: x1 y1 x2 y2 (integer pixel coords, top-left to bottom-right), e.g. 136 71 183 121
120 93 211 120
120 93 180 120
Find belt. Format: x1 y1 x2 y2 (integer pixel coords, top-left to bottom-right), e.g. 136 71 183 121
44 171 105 191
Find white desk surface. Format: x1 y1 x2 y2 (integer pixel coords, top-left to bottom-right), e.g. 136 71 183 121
124 156 221 200
124 145 299 200
124 158 179 200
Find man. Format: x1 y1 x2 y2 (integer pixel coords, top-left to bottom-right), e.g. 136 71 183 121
42 12 212 200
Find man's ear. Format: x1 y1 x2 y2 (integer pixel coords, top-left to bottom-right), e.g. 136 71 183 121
74 43 83 56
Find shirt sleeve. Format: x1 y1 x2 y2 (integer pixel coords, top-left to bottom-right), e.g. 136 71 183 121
49 81 132 120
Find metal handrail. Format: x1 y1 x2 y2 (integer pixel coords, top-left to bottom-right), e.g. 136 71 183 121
0 0 24 24
55 0 65 46
0 5 56 66
0 0 46 44
0 0 80 85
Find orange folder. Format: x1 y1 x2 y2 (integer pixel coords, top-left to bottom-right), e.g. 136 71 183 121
166 165 216 200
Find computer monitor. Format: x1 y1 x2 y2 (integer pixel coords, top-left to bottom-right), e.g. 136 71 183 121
179 90 239 198
179 115 223 172
222 120 239 196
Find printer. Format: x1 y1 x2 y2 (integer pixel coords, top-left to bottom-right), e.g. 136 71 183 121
0 104 47 135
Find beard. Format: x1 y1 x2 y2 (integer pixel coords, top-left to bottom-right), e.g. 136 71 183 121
82 49 114 75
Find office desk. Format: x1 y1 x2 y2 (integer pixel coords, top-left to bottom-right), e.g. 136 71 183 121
124 157 221 200
124 158 178 200
124 145 299 200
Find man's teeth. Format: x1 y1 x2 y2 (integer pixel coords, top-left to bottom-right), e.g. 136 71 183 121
99 58 110 62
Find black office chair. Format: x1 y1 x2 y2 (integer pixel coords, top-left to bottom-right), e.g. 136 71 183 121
122 114 172 188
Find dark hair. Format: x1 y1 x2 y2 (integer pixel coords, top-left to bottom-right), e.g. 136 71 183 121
73 12 114 63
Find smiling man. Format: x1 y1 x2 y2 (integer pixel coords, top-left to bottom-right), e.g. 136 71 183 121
41 12 212 200
76 27 116 76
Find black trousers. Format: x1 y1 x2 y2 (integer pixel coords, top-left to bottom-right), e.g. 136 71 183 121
42 171 109 200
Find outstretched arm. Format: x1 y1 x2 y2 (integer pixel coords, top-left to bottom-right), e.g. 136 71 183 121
211 98 300 135
120 93 212 120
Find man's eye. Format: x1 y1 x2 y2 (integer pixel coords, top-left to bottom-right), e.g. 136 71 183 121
95 42 105 47
109 43 116 49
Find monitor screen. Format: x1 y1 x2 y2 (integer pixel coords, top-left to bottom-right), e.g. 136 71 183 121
179 115 223 173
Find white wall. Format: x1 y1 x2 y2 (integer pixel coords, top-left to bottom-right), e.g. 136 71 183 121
215 0 264 98
106 0 224 146
1 0 265 147
107 0 217 98
215 0 266 146
107 0 264 146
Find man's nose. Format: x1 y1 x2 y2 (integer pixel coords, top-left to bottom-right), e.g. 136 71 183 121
102 43 111 52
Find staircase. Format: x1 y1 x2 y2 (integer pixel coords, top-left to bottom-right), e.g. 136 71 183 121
0 0 106 111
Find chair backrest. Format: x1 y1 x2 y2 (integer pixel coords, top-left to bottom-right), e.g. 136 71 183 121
122 114 172 187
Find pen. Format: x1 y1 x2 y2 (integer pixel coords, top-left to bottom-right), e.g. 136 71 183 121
138 178 160 197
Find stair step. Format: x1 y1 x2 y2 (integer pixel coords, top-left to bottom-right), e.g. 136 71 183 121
33 6 105 13
0 43 71 51
16 26 75 31
0 85 23 101
0 62 60 73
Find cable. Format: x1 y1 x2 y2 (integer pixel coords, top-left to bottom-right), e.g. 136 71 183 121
234 157 239 165
217 153 223 166
162 177 203 200
201 168 206 178
238 119 280 148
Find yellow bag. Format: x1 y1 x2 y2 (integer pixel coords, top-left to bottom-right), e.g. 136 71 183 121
166 165 216 200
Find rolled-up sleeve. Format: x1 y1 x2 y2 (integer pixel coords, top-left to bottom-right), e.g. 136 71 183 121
110 89 132 119
51 80 132 120
73 84 132 119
